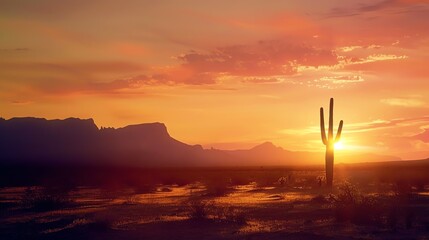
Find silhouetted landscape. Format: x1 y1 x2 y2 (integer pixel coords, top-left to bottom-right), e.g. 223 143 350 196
2 0 429 239
2 117 429 239
0 117 399 167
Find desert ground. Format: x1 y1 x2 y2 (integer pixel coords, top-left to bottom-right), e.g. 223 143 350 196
1 166 429 240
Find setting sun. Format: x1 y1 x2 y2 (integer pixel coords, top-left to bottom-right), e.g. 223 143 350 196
334 141 345 150
1 1 429 239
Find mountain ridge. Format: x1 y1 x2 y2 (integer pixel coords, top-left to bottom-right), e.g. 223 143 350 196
0 117 402 166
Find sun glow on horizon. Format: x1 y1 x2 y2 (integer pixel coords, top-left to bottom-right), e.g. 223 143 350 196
334 141 345 151
0 0 428 160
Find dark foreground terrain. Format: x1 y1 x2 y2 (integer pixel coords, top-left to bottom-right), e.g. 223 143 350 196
2 162 429 240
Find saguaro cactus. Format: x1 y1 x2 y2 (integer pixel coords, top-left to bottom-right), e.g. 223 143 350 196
320 98 343 187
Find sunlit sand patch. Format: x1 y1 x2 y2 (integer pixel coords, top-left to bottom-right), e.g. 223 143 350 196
2 202 109 226
41 218 90 234
127 185 204 205
134 215 188 225
210 184 315 205
238 219 293 235
106 215 190 230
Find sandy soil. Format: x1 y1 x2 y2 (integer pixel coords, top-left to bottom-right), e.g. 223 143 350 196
2 180 429 240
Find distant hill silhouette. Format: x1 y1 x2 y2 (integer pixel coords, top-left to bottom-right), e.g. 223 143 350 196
0 117 401 167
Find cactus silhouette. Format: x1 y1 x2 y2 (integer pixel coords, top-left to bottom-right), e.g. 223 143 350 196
320 98 343 187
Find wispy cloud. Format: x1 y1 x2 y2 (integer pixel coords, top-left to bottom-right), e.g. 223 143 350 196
326 0 429 18
411 128 429 142
307 75 364 89
280 116 429 136
0 48 30 52
241 76 285 84
354 54 408 64
177 39 338 77
381 98 426 107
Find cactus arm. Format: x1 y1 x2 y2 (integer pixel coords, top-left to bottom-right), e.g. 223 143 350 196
320 107 328 145
335 120 343 143
328 98 334 140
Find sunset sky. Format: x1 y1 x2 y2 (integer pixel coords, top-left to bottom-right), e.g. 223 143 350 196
1 0 429 160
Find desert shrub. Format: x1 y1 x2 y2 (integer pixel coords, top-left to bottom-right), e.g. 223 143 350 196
204 179 231 197
123 194 140 205
187 200 246 224
187 200 211 221
160 176 193 187
132 182 157 194
385 183 418 231
160 187 173 192
212 205 247 224
21 186 73 211
329 182 383 226
256 174 281 187
230 175 252 186
393 181 413 201
277 177 287 187
311 195 328 204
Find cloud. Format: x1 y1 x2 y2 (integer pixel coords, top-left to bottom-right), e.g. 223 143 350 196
337 46 362 52
0 61 146 95
297 53 409 74
0 48 30 52
411 128 429 142
294 74 366 89
280 116 429 135
241 77 284 84
353 54 408 64
307 75 364 89
380 98 426 107
346 116 429 133
323 0 429 49
10 100 33 105
0 0 98 19
1 37 339 95
279 127 319 136
326 0 429 18
0 61 143 74
167 39 340 86
177 39 338 77
318 75 364 84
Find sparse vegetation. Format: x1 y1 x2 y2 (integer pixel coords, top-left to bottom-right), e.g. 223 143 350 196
2 167 429 239
187 199 211 221
187 199 246 224
20 186 73 211
329 182 383 225
204 179 232 196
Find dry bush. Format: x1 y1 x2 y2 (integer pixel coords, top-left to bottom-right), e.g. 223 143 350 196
187 200 211 221
132 183 157 194
204 179 232 197
393 181 413 200
21 186 73 211
256 174 281 188
329 182 422 230
123 194 140 205
329 182 383 226
311 194 328 204
211 205 247 224
229 175 252 186
186 200 247 224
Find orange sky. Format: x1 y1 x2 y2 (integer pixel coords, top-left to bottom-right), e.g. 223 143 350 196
1 0 429 160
